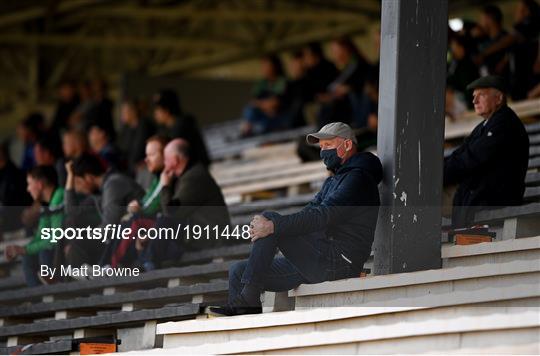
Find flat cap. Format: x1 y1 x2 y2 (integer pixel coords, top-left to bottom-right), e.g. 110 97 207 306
306 122 357 145
466 75 507 93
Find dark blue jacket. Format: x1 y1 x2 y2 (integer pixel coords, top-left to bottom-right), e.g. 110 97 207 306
263 152 382 269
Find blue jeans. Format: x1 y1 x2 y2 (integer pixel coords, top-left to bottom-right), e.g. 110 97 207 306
228 231 361 303
243 105 290 135
138 216 184 271
23 249 54 287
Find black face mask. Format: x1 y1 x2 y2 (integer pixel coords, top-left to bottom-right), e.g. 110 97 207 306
320 143 344 171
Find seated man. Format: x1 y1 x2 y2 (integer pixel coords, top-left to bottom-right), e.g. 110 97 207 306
211 122 382 316
65 153 145 266
4 166 64 286
126 135 169 219
444 75 529 227
140 138 230 270
110 135 169 268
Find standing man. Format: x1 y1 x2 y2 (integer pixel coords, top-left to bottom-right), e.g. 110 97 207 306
211 122 382 316
444 76 529 227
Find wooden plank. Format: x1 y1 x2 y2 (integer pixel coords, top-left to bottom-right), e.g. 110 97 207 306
211 157 300 180
218 161 325 187
223 171 328 197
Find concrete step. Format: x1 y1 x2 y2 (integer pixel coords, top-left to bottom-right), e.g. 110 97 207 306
155 303 539 354
441 235 540 268
291 257 539 309
154 237 540 354
361 236 539 276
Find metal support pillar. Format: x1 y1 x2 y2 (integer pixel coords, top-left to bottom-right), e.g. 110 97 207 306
374 0 448 274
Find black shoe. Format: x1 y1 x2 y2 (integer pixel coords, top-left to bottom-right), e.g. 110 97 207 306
208 305 262 317
208 294 262 317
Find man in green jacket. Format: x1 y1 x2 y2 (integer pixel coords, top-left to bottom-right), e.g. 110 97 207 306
126 135 169 219
4 166 64 286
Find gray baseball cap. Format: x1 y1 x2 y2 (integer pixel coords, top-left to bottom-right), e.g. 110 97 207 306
306 122 357 145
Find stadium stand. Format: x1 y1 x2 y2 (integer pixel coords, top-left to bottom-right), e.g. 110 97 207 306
0 97 538 353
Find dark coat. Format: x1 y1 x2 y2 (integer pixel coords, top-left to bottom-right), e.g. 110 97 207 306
444 105 529 227
263 152 382 271
160 161 230 228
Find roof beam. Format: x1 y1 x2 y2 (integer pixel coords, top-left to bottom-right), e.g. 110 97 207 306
149 21 372 76
0 33 236 51
0 0 110 27
75 7 365 23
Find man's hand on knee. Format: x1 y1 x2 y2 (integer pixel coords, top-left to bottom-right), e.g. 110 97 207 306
249 215 274 242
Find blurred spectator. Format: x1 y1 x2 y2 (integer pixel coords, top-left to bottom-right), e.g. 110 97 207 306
474 5 509 76
0 144 32 235
67 153 144 265
59 160 101 271
285 51 309 128
62 130 87 160
50 81 80 133
356 28 381 151
139 139 230 270
302 42 339 101
34 135 67 187
16 112 45 171
88 122 123 171
117 99 155 174
153 89 210 166
317 37 371 128
478 0 540 99
529 47 540 98
240 55 291 136
86 79 116 139
110 135 169 268
68 81 94 131
126 135 168 219
4 166 64 286
160 139 230 228
448 35 480 108
509 0 540 99
68 153 144 228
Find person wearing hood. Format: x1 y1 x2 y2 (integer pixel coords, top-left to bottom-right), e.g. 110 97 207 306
210 122 382 316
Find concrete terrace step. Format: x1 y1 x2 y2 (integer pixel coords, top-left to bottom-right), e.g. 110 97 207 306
0 276 25 292
0 303 200 339
474 202 540 223
0 280 228 320
441 235 540 268
209 125 314 160
290 258 539 309
526 171 540 185
155 305 539 354
0 242 251 294
152 237 540 354
524 186 540 201
0 259 239 305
